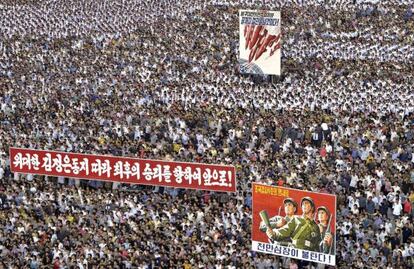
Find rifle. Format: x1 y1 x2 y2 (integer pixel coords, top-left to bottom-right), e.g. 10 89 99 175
259 210 274 243
320 215 333 254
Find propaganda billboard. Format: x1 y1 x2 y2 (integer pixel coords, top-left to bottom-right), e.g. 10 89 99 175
252 183 336 266
9 147 236 192
239 10 281 75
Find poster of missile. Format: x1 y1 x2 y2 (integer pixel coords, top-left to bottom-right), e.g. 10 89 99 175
239 10 281 75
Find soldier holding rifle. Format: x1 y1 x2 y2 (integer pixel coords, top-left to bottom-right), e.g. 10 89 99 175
317 206 334 254
264 197 321 252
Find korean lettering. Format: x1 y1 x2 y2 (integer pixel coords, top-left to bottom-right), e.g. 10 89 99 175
290 248 298 257
203 168 212 186
142 163 153 181
42 153 53 172
31 154 41 170
254 184 263 194
327 255 332 264
318 253 327 263
302 250 310 260
277 188 283 196
257 243 265 251
13 153 24 169
91 159 112 177
277 188 289 197
273 245 282 254
114 161 138 179
184 167 194 185
207 169 230 187
152 164 162 181
310 252 318 261
211 169 219 181
123 161 132 178
265 243 274 253
79 158 89 175
113 161 124 179
162 165 172 183
11 149 235 192
130 162 140 180
61 155 72 173
192 167 201 185
13 153 40 171
282 246 290 255
52 154 64 173
153 164 172 183
42 153 75 174
173 165 184 183
219 170 230 187
71 158 80 174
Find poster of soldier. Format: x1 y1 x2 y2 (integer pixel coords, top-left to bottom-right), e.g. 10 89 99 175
251 183 337 266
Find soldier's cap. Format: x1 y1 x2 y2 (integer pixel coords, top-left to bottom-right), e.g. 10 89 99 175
283 198 298 209
317 206 330 216
300 197 315 208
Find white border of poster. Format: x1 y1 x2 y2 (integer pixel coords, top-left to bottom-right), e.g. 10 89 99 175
252 241 336 266
239 10 281 75
251 183 337 266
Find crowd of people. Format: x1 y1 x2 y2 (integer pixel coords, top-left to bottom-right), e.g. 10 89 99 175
0 0 413 268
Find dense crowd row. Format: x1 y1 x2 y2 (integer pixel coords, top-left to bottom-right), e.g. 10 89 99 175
0 0 413 268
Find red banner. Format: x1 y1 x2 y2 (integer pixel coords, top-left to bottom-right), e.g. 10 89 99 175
252 183 336 266
9 147 236 192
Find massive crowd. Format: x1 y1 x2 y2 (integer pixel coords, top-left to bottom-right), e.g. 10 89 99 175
0 0 413 268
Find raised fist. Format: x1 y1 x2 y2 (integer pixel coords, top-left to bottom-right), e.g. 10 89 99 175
276 218 287 228
266 228 276 240
324 232 333 246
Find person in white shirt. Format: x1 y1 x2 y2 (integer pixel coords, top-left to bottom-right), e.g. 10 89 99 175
392 199 403 218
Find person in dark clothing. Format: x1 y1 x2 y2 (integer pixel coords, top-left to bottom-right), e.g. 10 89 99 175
402 223 413 244
390 230 401 249
365 196 376 215
379 201 389 216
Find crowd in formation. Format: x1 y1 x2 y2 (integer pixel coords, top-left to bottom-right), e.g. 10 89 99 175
0 0 413 268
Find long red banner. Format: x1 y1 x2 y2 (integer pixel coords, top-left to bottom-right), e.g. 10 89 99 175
9 147 237 192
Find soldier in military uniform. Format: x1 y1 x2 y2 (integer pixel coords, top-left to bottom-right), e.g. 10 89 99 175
317 206 334 254
266 197 321 252
259 198 298 231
